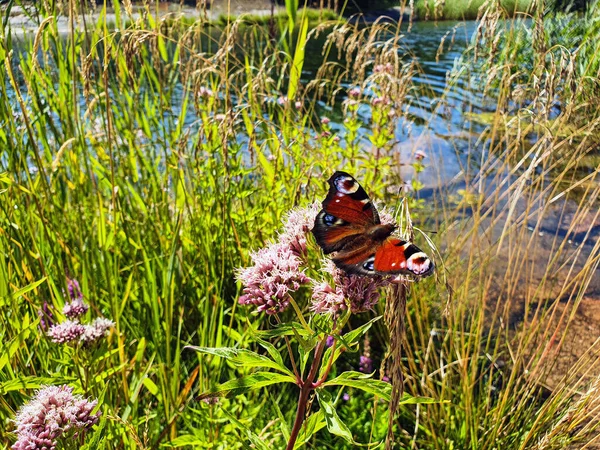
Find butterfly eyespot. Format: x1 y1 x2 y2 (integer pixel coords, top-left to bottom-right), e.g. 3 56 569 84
362 256 375 272
323 213 336 226
334 176 359 194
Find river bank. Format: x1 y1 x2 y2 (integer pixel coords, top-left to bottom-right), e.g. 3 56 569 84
3 0 537 34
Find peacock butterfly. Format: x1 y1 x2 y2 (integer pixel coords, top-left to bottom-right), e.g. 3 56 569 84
312 171 434 277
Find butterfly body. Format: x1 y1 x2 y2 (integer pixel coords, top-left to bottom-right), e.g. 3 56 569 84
312 171 434 277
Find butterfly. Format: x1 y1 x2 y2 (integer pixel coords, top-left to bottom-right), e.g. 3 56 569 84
312 171 434 277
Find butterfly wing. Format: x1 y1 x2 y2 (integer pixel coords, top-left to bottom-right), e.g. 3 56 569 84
373 238 434 276
312 171 381 254
332 238 434 277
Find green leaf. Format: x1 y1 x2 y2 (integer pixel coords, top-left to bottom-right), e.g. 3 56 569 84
253 322 313 339
221 407 271 450
201 372 296 398
287 15 309 101
0 376 78 395
3 277 47 303
83 414 106 449
162 435 213 448
257 150 275 190
186 346 294 377
323 371 392 402
316 389 356 444
323 372 438 406
271 396 290 442
257 339 287 374
294 411 326 449
320 316 382 379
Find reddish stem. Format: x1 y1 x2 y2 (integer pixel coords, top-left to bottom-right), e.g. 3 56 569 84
285 339 327 450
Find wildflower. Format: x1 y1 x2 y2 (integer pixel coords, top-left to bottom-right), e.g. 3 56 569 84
237 243 311 315
372 96 391 107
47 320 85 344
80 318 115 344
342 393 350 401
215 113 226 121
277 96 289 106
333 136 341 143
320 116 330 125
359 334 372 373
278 203 320 257
373 63 394 74
312 258 390 313
38 302 54 332
311 281 346 315
359 355 373 373
320 131 331 138
66 278 83 301
326 335 335 347
198 86 213 98
348 87 361 98
294 101 302 110
201 397 219 405
12 385 100 450
415 149 427 160
312 260 391 314
63 298 89 319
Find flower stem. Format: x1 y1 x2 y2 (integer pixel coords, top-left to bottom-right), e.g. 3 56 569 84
288 296 312 333
286 338 327 450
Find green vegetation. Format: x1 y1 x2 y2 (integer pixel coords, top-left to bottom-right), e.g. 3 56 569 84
1 0 599 448
414 0 534 20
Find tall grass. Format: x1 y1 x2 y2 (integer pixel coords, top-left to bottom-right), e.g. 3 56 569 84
0 0 599 448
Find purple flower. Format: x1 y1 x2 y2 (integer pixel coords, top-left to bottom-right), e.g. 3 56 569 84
38 302 54 332
63 298 89 319
348 87 361 98
47 320 85 344
201 397 219 405
11 385 100 450
371 96 391 107
342 393 350 401
237 204 319 315
278 203 320 256
198 86 213 98
277 96 289 106
321 116 330 125
311 280 347 315
415 149 427 161
80 318 114 344
373 63 393 74
237 243 311 315
326 335 335 347
66 278 83 302
313 260 390 314
359 355 373 373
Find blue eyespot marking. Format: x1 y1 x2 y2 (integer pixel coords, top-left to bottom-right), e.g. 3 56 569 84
324 214 336 226
363 259 375 271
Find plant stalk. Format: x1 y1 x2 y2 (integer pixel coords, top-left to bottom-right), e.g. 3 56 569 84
286 338 327 450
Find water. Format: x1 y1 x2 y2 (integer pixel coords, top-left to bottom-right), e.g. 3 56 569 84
3 16 598 295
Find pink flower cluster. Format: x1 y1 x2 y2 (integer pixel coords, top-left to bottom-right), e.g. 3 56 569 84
12 385 100 450
47 318 114 345
63 278 89 319
311 260 391 314
237 205 319 315
46 277 114 345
